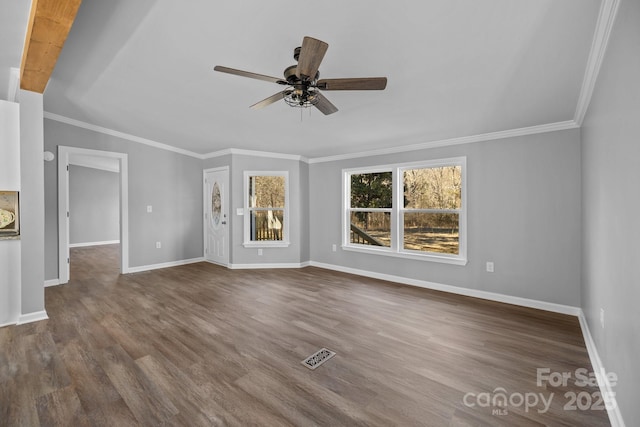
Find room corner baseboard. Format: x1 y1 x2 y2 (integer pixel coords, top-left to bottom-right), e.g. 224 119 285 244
229 261 310 270
308 261 581 316
578 310 626 427
16 310 49 325
126 257 205 274
45 278 61 287
69 240 120 248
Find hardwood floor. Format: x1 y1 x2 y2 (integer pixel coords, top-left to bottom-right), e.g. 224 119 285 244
1 245 610 426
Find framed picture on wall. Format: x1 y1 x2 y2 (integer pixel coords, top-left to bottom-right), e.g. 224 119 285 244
0 191 19 236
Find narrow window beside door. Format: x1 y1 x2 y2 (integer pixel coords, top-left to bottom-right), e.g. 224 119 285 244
243 171 290 247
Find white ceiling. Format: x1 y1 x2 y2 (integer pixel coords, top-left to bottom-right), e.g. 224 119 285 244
5 0 603 158
0 2 30 100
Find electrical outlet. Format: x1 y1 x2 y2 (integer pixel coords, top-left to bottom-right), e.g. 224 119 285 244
600 308 605 329
147 205 153 213
156 241 161 249
258 248 263 256
332 244 337 252
486 262 494 273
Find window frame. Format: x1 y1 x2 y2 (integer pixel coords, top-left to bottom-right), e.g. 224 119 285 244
342 157 467 265
243 171 290 248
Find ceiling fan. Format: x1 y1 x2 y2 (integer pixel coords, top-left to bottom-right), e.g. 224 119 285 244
214 36 387 115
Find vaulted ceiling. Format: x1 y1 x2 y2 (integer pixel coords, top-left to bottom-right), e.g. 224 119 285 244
2 0 604 158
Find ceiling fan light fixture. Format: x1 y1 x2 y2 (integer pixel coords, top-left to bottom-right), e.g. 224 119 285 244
283 87 319 108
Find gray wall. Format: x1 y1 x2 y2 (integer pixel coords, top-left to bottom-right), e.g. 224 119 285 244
581 0 640 422
310 129 582 306
299 161 310 263
230 154 305 265
69 165 119 245
44 119 204 279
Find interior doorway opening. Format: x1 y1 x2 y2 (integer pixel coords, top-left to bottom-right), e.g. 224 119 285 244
57 146 129 284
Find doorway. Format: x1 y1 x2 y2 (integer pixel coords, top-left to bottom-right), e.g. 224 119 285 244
203 167 229 266
57 146 129 284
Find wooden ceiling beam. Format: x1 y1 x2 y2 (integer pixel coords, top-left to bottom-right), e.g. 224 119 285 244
20 0 83 93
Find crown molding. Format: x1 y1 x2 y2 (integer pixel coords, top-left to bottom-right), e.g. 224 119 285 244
43 112 204 159
574 0 621 125
45 111 579 165
202 148 233 159
308 120 579 164
203 147 307 162
43 112 309 162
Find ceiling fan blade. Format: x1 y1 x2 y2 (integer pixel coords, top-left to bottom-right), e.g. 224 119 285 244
250 91 290 109
313 92 338 115
214 66 285 84
296 37 328 80
317 77 387 91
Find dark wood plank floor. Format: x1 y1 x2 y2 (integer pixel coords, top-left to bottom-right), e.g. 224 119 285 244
0 245 610 426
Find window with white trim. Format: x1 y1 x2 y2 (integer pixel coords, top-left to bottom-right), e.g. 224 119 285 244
343 157 466 265
243 171 290 247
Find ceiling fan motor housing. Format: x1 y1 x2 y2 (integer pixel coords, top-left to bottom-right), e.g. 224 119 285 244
284 64 319 84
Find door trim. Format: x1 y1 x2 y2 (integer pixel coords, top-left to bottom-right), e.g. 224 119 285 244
57 146 129 284
203 166 230 267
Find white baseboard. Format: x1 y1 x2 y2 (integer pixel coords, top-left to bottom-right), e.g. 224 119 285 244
309 261 581 316
45 278 61 287
578 310 626 427
127 257 205 273
0 320 18 328
229 261 310 270
16 310 49 325
69 240 120 248
204 260 229 268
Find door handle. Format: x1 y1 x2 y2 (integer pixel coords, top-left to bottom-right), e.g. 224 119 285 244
221 221 227 225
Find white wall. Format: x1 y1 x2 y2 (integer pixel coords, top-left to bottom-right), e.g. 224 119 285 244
581 0 640 423
18 90 46 319
0 99 21 326
310 129 583 307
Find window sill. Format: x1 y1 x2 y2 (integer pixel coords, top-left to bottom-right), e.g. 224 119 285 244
243 241 290 248
342 244 468 266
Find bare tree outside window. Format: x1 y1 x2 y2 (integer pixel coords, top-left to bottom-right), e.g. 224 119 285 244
403 166 461 254
346 163 463 257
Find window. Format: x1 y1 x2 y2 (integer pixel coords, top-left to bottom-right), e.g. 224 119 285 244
343 157 466 265
244 171 289 247
348 171 393 247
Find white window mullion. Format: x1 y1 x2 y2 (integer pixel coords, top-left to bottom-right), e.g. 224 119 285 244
391 168 400 252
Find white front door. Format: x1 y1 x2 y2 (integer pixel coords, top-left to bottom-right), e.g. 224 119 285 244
204 167 229 266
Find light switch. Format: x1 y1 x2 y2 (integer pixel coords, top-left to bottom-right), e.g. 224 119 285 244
147 205 153 213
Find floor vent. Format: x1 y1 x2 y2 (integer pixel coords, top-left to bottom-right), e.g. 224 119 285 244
302 348 336 370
